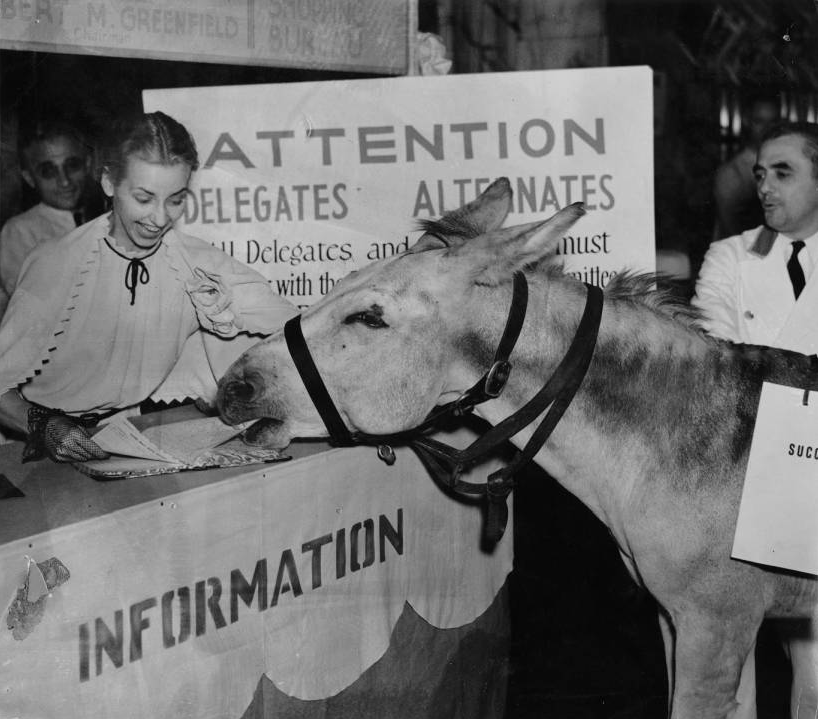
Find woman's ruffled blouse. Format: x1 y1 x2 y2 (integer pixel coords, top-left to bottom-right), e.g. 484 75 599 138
0 215 297 413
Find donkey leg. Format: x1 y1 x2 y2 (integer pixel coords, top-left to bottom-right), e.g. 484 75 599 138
734 639 758 719
658 609 675 717
670 612 760 719
787 632 818 718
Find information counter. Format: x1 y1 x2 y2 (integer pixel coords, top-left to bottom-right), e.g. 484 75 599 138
0 419 512 719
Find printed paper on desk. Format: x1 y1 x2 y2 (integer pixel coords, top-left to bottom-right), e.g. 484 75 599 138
732 381 818 575
92 415 243 465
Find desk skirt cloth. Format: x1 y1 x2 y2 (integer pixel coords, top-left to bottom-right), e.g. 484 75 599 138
0 436 512 718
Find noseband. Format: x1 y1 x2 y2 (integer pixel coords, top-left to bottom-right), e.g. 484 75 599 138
283 271 603 544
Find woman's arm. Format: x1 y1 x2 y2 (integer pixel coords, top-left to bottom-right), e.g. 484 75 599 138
0 388 31 434
0 389 109 463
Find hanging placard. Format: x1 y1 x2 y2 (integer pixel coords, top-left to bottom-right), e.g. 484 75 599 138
732 381 818 575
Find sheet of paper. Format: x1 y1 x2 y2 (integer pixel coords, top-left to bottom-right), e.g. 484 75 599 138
93 415 180 463
141 417 245 465
732 381 818 575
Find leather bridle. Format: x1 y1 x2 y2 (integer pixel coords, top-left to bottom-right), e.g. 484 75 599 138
283 271 603 544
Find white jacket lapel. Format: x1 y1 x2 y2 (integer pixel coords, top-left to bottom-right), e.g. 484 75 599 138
776 273 818 353
739 252 794 346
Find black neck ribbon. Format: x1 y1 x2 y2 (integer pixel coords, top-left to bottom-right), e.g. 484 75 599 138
104 238 161 306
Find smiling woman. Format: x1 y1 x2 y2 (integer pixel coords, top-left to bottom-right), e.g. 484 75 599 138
0 111 298 464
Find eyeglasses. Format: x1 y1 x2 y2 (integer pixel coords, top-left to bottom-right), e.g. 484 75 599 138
34 156 87 180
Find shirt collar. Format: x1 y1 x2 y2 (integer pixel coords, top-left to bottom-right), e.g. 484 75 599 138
777 229 818 270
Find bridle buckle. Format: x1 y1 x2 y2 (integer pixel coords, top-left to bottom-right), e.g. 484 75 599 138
484 360 511 398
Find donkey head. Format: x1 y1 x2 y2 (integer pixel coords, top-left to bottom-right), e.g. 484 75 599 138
217 178 585 447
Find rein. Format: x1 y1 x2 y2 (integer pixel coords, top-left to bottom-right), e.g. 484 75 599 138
283 272 603 544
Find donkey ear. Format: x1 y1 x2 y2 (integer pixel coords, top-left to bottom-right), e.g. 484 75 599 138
468 202 586 284
410 177 512 252
452 176 512 233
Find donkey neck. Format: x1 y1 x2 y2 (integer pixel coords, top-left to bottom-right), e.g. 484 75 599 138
468 276 725 541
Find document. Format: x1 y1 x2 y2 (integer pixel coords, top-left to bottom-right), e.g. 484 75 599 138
78 414 287 479
93 414 248 465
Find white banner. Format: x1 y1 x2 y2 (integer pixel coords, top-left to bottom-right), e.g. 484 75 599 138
144 67 655 308
0 433 511 718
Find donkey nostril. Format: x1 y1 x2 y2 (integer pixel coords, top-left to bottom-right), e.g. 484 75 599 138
226 379 257 402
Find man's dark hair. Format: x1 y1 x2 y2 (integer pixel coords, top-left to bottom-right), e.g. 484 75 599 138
17 118 90 166
761 121 818 179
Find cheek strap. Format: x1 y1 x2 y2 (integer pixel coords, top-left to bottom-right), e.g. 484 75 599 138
284 315 354 446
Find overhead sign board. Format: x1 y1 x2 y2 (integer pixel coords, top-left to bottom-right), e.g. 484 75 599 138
0 0 412 74
144 67 655 308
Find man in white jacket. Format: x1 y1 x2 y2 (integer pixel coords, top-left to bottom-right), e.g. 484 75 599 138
693 120 818 718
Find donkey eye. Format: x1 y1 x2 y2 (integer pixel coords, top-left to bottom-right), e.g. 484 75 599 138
343 310 389 329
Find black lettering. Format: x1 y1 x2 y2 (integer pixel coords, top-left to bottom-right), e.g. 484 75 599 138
332 183 348 219
311 128 345 165
598 174 615 210
206 577 227 629
129 597 157 662
379 509 404 560
358 126 396 164
336 527 346 579
450 122 488 159
270 550 303 606
95 611 124 676
230 560 268 622
520 119 555 158
564 118 605 155
235 186 252 223
204 133 255 168
161 590 175 648
178 586 191 643
350 519 375 571
79 622 91 682
406 124 443 162
257 130 294 167
303 534 333 589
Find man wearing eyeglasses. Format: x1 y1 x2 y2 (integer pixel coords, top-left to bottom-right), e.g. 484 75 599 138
0 119 96 315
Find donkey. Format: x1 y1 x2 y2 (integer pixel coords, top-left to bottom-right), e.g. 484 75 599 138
217 178 818 718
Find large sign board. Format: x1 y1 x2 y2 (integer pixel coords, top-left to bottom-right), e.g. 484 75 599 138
0 0 413 73
144 67 655 307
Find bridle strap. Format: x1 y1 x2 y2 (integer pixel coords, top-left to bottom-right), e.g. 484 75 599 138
404 284 602 541
449 270 528 413
285 271 529 447
284 316 354 446
283 274 603 545
407 283 602 486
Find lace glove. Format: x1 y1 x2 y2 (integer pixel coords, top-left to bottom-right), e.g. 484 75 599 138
186 267 241 337
22 405 110 463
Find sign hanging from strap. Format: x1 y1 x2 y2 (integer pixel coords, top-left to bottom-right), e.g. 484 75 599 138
733 381 818 575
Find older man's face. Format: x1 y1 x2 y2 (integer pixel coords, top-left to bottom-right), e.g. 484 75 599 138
754 134 818 240
22 135 91 212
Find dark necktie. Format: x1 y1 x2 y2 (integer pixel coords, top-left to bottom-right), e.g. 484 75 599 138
788 240 806 300
72 211 83 227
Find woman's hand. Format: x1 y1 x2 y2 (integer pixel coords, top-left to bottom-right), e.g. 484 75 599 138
23 407 110 463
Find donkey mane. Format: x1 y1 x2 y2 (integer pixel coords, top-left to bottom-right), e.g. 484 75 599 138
415 216 814 383
602 270 702 326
